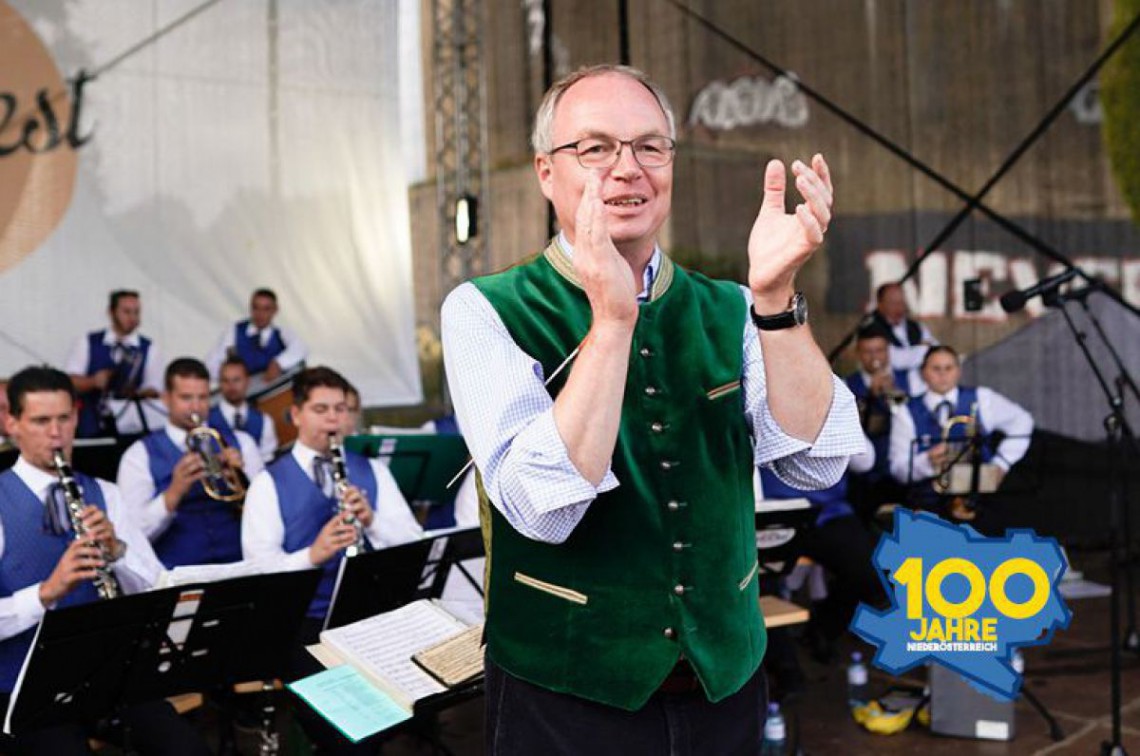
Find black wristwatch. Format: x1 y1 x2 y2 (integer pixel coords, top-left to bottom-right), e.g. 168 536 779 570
751 292 808 331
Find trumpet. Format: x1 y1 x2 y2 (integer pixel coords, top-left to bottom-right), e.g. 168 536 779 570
932 402 978 495
870 359 909 405
187 412 247 504
51 449 120 600
328 433 364 558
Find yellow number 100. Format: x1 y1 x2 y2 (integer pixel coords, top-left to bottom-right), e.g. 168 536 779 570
895 557 1050 620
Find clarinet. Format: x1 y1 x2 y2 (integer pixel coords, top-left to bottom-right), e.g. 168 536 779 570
51 449 120 600
328 434 364 558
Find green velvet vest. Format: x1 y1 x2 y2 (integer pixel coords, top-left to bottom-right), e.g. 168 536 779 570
472 239 765 711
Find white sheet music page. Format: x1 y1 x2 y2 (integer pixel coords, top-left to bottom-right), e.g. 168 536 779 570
319 600 468 709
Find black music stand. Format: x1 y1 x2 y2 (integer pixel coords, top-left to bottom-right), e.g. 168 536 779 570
425 527 485 599
4 570 321 737
323 539 437 631
755 498 816 587
346 435 469 518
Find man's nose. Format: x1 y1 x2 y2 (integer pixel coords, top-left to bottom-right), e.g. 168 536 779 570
609 143 642 178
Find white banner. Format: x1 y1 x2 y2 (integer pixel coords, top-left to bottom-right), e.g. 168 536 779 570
0 0 423 405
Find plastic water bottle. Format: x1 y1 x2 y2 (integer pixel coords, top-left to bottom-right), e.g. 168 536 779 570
761 701 787 756
847 651 869 705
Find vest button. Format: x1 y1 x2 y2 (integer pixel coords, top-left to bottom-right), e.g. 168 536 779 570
660 460 672 470
663 627 676 639
673 584 686 596
673 541 684 552
666 500 679 511
644 385 658 396
651 421 664 433
640 346 653 358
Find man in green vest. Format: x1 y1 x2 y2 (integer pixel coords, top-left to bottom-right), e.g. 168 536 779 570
441 63 863 754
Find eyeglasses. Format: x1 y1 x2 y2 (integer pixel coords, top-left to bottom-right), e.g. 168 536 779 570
549 135 676 169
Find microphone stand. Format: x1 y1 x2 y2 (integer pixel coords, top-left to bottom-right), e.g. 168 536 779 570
1051 286 1140 654
1048 294 1130 756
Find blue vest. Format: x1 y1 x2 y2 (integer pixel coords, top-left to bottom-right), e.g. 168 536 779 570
77 330 152 438
845 369 909 481
0 469 106 692
142 431 242 569
758 468 852 526
233 320 287 375
208 405 265 446
906 387 991 461
268 451 377 619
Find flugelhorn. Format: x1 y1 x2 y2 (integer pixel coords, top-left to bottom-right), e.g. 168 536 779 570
187 412 247 504
871 359 909 405
51 449 120 600
932 402 978 494
328 433 364 557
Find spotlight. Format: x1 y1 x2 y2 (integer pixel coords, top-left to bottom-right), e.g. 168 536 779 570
455 194 478 245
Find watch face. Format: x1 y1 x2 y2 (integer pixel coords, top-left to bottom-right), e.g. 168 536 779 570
793 293 808 325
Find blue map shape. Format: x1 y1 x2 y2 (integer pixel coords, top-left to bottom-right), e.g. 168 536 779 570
851 510 1072 701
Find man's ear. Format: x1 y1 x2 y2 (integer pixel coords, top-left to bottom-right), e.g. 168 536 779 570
535 153 555 202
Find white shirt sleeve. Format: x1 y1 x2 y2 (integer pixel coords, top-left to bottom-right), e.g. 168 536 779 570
257 419 279 463
274 325 309 371
848 434 876 475
889 403 934 483
63 333 91 375
206 326 236 381
234 430 266 479
978 387 1034 470
99 480 164 593
240 470 315 572
888 322 937 372
116 440 175 539
364 459 423 548
140 342 164 393
441 283 618 545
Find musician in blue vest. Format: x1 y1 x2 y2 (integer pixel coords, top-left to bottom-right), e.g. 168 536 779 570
117 358 264 569
0 367 208 755
211 355 278 463
242 366 421 620
889 345 1033 516
206 288 308 383
64 290 165 438
865 282 938 372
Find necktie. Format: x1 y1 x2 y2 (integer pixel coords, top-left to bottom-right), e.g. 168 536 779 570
313 456 334 498
43 483 71 536
233 410 245 431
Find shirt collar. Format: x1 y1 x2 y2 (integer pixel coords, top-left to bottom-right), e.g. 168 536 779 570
556 231 661 302
924 387 959 411
13 456 61 501
164 422 189 447
220 399 248 420
103 329 141 348
245 322 276 339
291 440 324 480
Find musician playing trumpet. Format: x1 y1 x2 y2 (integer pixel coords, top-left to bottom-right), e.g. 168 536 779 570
118 358 264 569
0 367 210 755
888 345 1033 518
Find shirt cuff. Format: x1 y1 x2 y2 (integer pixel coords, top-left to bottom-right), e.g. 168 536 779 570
16 583 48 620
285 547 317 571
497 409 619 517
753 374 863 466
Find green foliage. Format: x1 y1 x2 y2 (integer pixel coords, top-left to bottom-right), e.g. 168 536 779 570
1102 0 1140 225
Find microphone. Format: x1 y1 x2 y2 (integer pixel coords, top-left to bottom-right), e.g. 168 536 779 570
999 268 1080 313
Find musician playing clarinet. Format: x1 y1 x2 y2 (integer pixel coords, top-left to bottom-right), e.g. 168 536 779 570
0 367 208 755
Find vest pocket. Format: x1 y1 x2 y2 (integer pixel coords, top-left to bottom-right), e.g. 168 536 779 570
514 571 589 605
738 560 759 591
706 380 742 401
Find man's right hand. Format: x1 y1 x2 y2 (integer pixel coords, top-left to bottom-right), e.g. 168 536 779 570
869 371 895 397
573 172 639 328
92 368 114 391
309 514 360 566
927 442 950 471
39 539 104 607
164 453 206 511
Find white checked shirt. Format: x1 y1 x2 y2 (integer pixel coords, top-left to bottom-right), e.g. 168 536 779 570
441 235 864 544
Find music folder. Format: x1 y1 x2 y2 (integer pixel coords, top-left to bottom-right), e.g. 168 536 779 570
4 569 321 736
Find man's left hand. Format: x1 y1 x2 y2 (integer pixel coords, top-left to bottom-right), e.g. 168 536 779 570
79 505 117 556
747 154 833 312
340 485 374 528
264 361 283 381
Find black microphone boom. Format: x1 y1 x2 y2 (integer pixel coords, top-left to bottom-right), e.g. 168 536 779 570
999 268 1080 313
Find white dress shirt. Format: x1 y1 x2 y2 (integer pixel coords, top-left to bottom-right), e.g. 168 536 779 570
117 423 265 539
216 399 279 463
0 457 164 642
885 319 938 372
889 386 1035 484
441 236 864 544
63 328 166 434
206 322 309 379
241 441 423 572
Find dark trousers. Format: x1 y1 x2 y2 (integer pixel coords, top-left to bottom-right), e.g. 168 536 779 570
484 657 767 756
0 698 210 756
799 513 888 640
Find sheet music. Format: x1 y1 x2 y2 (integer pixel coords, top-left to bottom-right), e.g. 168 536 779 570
320 600 468 708
153 558 271 589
